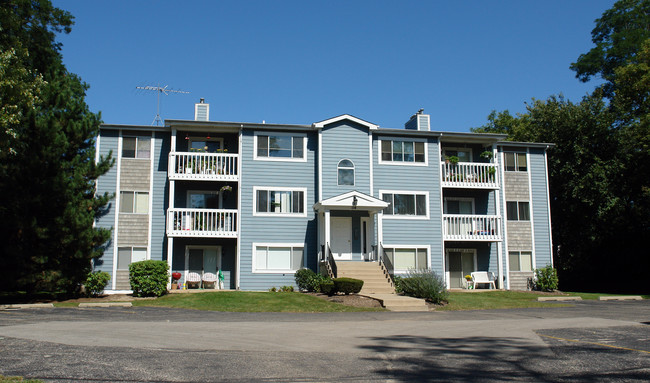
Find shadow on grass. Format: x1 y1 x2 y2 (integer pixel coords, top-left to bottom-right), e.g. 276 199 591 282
357 334 649 382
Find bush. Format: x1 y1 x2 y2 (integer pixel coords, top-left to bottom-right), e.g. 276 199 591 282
399 269 448 304
295 268 331 292
319 280 336 296
535 265 559 292
84 271 111 297
333 277 364 295
129 260 169 297
393 275 404 294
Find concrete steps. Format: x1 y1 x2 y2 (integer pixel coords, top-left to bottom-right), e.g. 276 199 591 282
336 262 395 294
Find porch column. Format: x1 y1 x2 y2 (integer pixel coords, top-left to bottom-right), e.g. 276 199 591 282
167 238 174 289
324 209 331 255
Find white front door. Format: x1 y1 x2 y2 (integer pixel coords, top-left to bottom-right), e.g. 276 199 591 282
331 217 352 260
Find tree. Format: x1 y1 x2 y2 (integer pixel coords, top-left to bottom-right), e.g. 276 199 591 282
0 0 113 294
570 0 650 98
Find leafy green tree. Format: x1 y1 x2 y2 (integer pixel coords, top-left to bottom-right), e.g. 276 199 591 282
0 0 113 293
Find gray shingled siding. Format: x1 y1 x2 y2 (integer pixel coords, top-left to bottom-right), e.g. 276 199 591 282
120 158 151 190
504 172 529 200
506 222 533 249
117 214 149 246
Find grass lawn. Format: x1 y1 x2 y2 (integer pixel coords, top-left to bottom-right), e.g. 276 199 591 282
437 291 573 311
131 291 385 312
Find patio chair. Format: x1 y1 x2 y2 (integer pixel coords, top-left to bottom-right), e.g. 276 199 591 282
186 272 202 289
202 272 218 289
471 271 496 289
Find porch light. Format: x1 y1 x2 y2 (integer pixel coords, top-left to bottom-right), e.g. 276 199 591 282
185 134 189 140
352 195 358 209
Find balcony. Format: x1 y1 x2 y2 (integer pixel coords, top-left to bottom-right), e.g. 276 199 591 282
441 162 499 189
167 208 238 237
169 152 238 181
443 214 502 241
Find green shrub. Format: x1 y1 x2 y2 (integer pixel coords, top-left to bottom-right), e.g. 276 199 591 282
281 285 294 292
129 260 169 297
534 265 559 292
400 269 447 304
393 275 404 294
84 271 111 297
269 287 277 292
319 280 336 296
333 277 364 295
295 268 331 292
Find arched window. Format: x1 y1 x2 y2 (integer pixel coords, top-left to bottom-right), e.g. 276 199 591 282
338 159 354 186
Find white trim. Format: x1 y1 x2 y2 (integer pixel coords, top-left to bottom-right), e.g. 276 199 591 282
112 131 123 290
121 135 152 160
383 244 431 273
313 114 379 130
253 131 307 162
437 140 445 277
252 186 308 217
171 128 177 152
507 250 534 272
500 150 511 289
379 189 430 220
318 130 322 201
236 129 243 290
544 149 554 268
147 133 154 260
118 191 150 215
337 158 355 186
527 148 537 269
377 138 429 166
444 247 478 289
503 150 528 173
494 144 504 289
251 243 305 274
369 134 374 195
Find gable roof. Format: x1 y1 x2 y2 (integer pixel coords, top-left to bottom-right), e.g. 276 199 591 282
312 114 379 130
313 190 388 212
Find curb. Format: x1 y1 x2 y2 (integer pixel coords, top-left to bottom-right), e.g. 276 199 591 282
78 302 133 308
598 295 643 301
537 296 582 302
0 303 54 309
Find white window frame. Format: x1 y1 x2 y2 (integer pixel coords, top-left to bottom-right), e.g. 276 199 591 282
504 151 528 172
442 147 473 163
253 132 307 162
119 191 149 214
188 137 224 153
122 136 151 159
252 243 305 273
116 246 148 270
253 186 307 217
378 138 428 166
443 197 476 214
506 200 530 221
380 190 429 220
337 159 355 186
383 244 430 272
508 250 533 272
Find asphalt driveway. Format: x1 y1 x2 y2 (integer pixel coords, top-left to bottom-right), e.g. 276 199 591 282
0 300 648 382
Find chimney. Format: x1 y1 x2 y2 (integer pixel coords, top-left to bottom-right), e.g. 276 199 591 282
404 108 430 131
194 98 209 121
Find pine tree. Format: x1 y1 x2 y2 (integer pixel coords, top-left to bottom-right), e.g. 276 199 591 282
0 0 113 293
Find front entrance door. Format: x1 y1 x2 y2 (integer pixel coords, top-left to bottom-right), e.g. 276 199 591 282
447 250 476 288
331 217 352 260
186 246 222 276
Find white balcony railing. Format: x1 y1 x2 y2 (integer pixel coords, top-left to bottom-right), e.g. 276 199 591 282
169 152 238 181
441 162 499 188
167 208 238 237
443 214 501 241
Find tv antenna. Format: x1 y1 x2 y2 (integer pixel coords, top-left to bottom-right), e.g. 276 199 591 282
136 84 190 125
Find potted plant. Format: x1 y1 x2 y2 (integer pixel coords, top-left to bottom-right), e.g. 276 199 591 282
447 155 459 165
480 150 493 162
171 272 182 290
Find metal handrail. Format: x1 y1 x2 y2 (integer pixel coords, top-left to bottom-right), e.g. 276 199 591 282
378 244 395 288
327 244 337 278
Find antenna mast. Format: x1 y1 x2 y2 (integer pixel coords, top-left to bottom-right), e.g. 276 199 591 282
136 84 190 125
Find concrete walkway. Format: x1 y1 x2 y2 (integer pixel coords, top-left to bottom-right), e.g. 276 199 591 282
361 293 430 311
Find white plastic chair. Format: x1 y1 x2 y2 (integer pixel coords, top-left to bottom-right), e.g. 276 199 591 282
471 271 496 289
202 272 218 289
186 272 202 289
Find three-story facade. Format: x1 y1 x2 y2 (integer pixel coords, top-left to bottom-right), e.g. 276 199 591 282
94 102 553 292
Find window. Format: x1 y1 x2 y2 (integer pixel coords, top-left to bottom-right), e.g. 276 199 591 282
188 191 219 209
444 198 474 214
384 247 428 270
256 134 305 160
189 138 223 153
337 159 354 185
117 247 147 270
380 140 425 163
120 191 149 214
506 201 530 221
442 148 472 163
504 152 527 171
509 251 533 272
382 192 427 217
122 136 151 159
254 244 304 272
255 188 305 215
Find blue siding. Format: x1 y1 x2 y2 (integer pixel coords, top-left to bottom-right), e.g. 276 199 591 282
373 135 444 275
239 129 317 291
530 149 552 268
321 122 371 198
151 132 169 262
95 130 118 278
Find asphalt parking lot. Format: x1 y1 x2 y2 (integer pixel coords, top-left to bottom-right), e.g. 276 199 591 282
0 300 648 382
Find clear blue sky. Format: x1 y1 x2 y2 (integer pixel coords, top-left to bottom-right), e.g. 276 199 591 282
52 0 614 132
